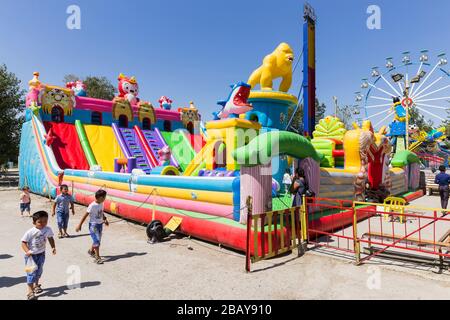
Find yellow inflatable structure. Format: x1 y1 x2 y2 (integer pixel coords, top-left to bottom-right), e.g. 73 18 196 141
247 42 294 92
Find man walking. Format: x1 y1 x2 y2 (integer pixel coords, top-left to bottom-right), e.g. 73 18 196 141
434 165 450 212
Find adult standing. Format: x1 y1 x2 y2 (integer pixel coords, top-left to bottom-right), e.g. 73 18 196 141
291 168 307 207
435 165 450 211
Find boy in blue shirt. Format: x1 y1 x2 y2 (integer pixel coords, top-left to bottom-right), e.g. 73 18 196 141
52 184 75 238
434 165 450 211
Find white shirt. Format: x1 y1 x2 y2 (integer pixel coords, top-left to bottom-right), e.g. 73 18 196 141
21 226 54 254
283 173 292 184
87 201 105 224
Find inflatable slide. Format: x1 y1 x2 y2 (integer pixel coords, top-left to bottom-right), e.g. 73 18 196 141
43 122 89 170
82 124 124 172
161 130 195 172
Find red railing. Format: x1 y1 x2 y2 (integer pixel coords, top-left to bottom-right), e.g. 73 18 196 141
354 204 450 266
245 196 450 272
305 197 360 254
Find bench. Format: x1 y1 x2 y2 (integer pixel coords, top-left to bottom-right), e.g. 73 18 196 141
424 171 439 195
362 230 450 272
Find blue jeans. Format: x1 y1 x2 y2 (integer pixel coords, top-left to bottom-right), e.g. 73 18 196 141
57 211 69 229
25 253 45 284
20 203 31 213
89 223 103 247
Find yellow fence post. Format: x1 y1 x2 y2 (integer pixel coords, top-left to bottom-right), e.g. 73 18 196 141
301 195 307 242
352 204 361 265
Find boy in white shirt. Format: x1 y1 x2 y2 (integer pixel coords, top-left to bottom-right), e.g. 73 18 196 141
76 189 109 264
282 169 292 195
21 211 56 300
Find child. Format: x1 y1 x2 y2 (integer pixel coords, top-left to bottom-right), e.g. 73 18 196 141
76 189 109 264
52 184 75 238
19 186 31 216
21 211 56 300
282 169 292 195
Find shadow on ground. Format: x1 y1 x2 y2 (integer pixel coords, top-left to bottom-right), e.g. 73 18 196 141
0 276 27 288
103 252 147 262
39 281 101 298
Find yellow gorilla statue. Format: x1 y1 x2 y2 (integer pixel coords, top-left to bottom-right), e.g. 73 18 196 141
247 42 294 92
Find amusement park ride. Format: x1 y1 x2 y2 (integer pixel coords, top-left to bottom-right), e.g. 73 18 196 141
355 51 450 167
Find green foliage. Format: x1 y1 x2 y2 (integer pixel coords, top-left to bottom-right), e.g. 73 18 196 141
0 64 25 165
335 105 355 130
442 109 450 136
409 105 433 132
286 98 327 132
63 74 116 100
63 74 79 84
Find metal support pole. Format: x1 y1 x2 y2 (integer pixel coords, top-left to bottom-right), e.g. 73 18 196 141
245 196 253 273
405 79 410 150
352 204 361 265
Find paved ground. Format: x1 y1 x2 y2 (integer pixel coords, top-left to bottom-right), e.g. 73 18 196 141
1 188 449 300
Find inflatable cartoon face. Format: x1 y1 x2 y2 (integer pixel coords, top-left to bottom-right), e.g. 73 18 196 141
158 96 173 110
41 86 74 116
157 146 171 166
120 80 139 96
276 43 294 68
67 80 87 97
181 108 200 126
118 74 139 97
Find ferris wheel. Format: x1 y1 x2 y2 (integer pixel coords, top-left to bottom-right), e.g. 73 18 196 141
355 51 450 129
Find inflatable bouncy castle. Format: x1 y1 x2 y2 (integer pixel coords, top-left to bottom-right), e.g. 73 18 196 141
19 30 422 253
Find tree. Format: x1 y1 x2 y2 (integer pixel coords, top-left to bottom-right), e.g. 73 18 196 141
286 98 327 132
336 105 355 130
0 64 25 165
442 110 450 136
84 76 116 100
315 98 326 124
409 105 433 132
63 74 79 84
63 74 116 100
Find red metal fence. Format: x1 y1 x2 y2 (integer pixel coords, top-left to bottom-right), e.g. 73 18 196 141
246 196 450 272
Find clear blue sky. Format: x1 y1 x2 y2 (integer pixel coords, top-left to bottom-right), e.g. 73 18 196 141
1 0 449 123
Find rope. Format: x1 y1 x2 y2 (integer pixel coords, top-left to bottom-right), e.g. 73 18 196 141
95 183 247 222
154 188 247 221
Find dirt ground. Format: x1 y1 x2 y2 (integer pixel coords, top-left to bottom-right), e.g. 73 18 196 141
1 188 449 300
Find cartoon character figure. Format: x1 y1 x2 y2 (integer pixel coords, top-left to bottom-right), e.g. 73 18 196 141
66 80 87 97
247 42 294 92
217 82 253 119
158 96 173 110
391 97 406 122
41 86 75 116
157 146 171 166
26 72 43 108
118 73 139 105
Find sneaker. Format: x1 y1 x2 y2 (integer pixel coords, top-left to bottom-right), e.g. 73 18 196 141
34 285 43 294
27 292 37 300
87 250 95 258
94 257 104 264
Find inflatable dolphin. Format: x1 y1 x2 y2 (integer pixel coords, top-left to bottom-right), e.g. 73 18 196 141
217 82 253 119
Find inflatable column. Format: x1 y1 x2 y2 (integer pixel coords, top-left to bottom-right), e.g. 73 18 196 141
239 163 272 224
